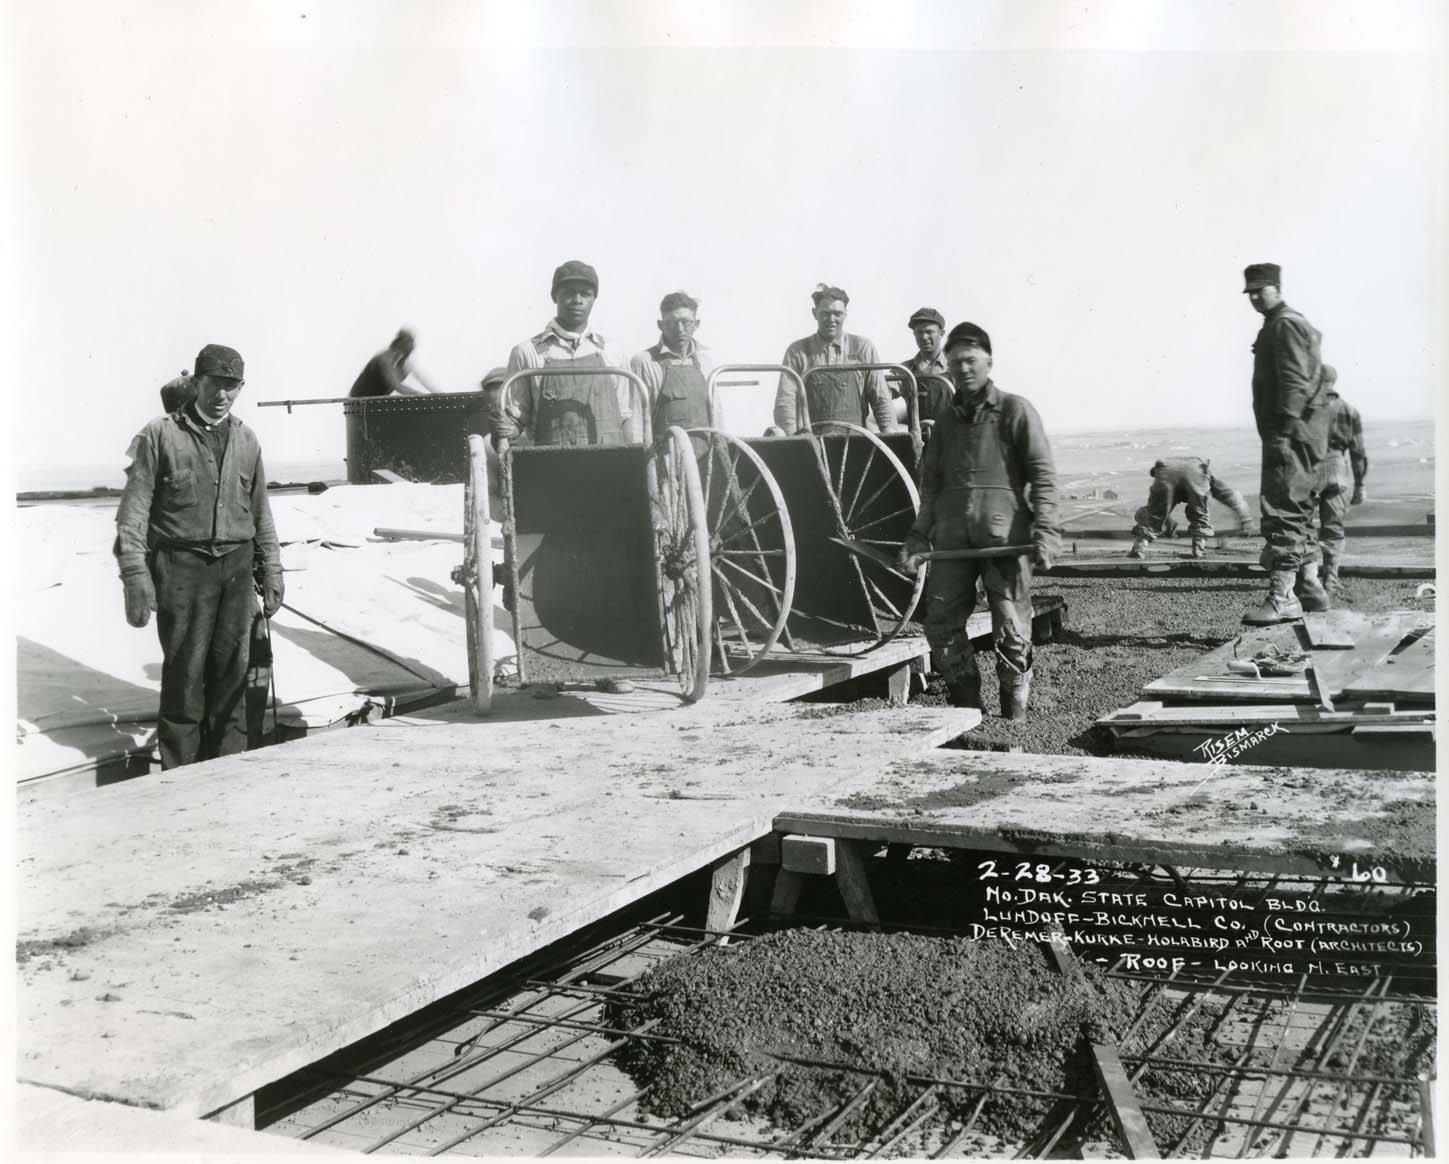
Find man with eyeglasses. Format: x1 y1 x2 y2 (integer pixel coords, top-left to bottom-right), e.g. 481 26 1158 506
769 283 895 435
115 343 283 769
628 291 720 434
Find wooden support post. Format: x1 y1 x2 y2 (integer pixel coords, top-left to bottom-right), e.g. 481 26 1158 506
833 839 879 924
768 869 805 917
885 660 912 706
706 847 751 938
205 1094 255 1129
1089 1044 1160 1159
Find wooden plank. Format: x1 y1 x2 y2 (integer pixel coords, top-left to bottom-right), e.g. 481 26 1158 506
1046 560 1434 578
1338 626 1436 703
1313 613 1434 698
775 751 1435 882
705 847 751 937
1292 620 1334 711
16 695 975 1118
1090 1045 1161 1159
782 835 837 875
833 839 880 925
1099 701 1433 728
1302 610 1359 649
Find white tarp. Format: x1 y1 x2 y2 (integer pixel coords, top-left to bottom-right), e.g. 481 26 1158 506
15 484 510 784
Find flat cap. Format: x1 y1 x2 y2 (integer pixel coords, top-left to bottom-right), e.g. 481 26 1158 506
944 321 991 354
907 307 945 330
1242 263 1281 292
551 260 599 296
194 343 244 379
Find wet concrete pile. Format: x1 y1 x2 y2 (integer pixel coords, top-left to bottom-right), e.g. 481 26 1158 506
606 929 1219 1150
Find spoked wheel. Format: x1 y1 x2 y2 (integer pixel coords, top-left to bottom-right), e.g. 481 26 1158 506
462 434 495 713
688 429 796 676
810 421 926 656
648 426 713 702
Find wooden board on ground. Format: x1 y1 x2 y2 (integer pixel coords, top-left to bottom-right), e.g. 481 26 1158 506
1302 610 1360 649
774 750 1434 883
1044 560 1434 578
1338 624 1436 703
16 696 978 1120
1142 610 1434 703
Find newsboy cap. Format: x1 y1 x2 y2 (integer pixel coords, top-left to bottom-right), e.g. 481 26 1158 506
907 307 945 330
1242 263 1281 292
944 321 992 354
194 343 244 380
551 260 599 296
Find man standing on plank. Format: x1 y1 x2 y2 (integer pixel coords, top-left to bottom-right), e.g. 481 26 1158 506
898 322 1057 719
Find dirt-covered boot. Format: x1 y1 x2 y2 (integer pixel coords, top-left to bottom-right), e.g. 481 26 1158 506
1321 553 1342 594
997 661 1032 721
1190 536 1208 559
1127 535 1150 559
1243 569 1305 625
942 642 982 708
1295 561 1330 612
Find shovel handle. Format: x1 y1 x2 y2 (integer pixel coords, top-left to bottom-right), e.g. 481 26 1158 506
918 543 1035 562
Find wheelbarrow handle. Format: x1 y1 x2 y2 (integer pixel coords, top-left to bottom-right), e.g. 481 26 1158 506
915 543 1035 562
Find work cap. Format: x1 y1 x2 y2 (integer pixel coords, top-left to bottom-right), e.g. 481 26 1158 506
1320 364 1337 388
944 321 992 355
1242 263 1281 292
551 260 599 296
480 365 508 390
194 343 244 380
907 307 945 330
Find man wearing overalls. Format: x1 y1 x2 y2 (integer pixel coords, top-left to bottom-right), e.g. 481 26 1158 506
492 260 638 446
1312 365 1368 594
1128 457 1254 559
629 290 719 435
899 323 1058 720
770 284 896 435
900 306 953 424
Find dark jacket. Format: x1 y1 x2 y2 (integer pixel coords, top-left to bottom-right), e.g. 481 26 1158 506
115 409 281 581
1251 303 1327 450
1323 388 1368 486
910 379 1057 557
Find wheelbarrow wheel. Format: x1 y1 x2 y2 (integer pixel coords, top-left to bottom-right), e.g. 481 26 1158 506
651 426 713 702
688 429 796 676
463 434 495 713
810 421 926 656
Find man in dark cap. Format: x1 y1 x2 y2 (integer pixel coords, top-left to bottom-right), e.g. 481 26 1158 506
1242 262 1332 624
492 260 638 446
770 284 895 435
629 290 720 435
1311 365 1368 593
900 307 953 422
349 328 441 397
115 344 284 769
899 322 1057 719
1128 458 1254 559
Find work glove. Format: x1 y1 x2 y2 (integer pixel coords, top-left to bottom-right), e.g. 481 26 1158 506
762 425 788 438
897 532 931 575
261 573 285 617
1350 485 1365 506
123 572 156 629
1032 545 1054 572
1239 517 1258 538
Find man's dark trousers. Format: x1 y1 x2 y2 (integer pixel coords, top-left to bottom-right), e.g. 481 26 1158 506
153 542 256 769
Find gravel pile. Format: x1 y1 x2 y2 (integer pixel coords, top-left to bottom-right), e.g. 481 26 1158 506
920 576 1429 755
607 929 1222 1149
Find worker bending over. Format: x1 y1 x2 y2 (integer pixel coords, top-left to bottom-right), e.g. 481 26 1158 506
1129 458 1253 559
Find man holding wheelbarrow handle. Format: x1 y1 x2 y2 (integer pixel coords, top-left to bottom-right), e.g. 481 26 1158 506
898 322 1058 720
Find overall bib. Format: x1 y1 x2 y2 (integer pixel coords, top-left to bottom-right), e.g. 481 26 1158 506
805 363 867 427
533 353 626 447
922 402 1036 695
651 359 711 433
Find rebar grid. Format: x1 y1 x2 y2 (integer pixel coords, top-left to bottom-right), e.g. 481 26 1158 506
265 863 1434 1159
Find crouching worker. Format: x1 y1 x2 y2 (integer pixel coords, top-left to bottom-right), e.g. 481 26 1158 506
898 323 1058 719
1129 457 1253 558
115 344 284 769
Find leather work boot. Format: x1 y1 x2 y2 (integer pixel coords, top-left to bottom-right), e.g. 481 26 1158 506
1127 536 1150 559
1190 537 1207 559
1321 555 1342 594
1295 561 1330 612
947 665 983 709
1242 569 1305 625
997 662 1032 721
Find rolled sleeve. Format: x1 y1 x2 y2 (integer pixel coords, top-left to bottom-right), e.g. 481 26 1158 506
495 344 536 439
114 427 159 577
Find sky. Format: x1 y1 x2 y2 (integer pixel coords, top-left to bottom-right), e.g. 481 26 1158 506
4 1 1446 488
